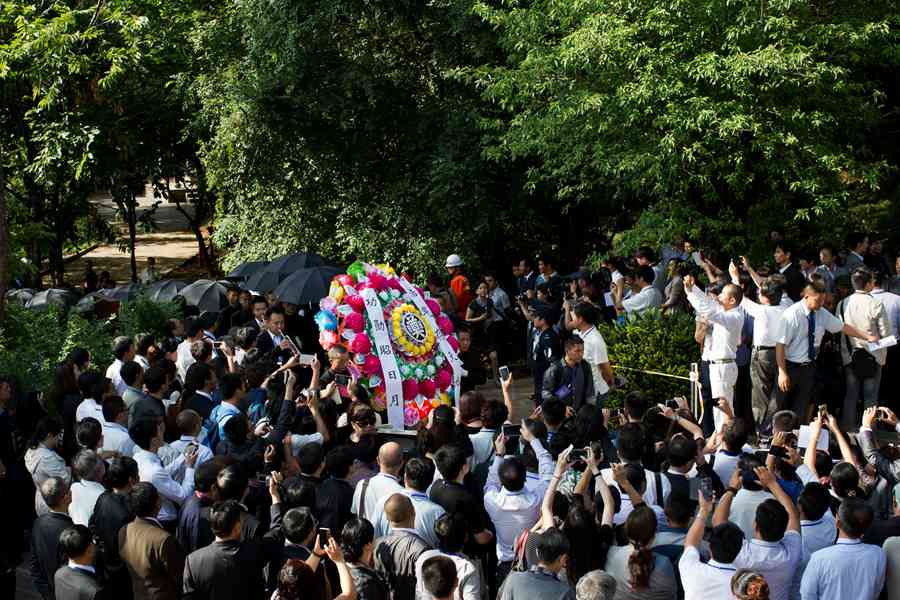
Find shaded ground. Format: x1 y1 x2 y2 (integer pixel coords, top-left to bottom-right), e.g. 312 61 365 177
63 185 212 286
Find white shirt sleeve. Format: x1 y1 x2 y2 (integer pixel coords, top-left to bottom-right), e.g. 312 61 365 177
153 466 195 506
820 307 844 334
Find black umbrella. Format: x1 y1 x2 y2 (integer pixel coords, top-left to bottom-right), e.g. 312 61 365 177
99 282 143 302
273 266 343 306
226 260 269 281
26 288 80 311
146 279 187 303
178 279 228 312
246 252 336 293
6 288 36 306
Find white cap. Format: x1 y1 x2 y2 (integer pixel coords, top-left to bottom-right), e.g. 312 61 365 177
445 254 463 268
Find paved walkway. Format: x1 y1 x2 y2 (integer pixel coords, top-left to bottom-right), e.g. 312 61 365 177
63 185 208 285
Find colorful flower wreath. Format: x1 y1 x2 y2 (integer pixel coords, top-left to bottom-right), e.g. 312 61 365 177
314 261 460 427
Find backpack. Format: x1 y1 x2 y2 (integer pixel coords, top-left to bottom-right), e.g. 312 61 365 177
205 405 233 453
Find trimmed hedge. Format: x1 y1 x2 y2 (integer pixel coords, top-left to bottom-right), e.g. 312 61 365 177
598 309 699 408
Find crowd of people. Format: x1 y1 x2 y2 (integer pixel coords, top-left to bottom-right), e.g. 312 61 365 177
0 231 899 600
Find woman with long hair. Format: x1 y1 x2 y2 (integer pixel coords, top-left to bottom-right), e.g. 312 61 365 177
603 504 676 599
24 417 71 515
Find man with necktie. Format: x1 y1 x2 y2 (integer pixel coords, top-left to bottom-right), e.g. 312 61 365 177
776 280 877 421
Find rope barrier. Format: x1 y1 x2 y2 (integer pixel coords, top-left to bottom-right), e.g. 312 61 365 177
611 365 693 381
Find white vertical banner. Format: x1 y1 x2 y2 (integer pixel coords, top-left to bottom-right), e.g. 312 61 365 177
395 277 466 395
361 288 404 429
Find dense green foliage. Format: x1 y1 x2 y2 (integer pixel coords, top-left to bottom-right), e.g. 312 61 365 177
599 310 699 406
1 0 898 286
0 296 181 393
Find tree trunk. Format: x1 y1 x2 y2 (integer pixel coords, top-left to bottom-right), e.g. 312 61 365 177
128 190 138 283
0 162 8 321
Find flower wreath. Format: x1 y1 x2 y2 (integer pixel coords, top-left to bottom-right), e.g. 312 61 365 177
314 261 460 427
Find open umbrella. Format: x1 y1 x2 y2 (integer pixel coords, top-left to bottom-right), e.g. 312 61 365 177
178 279 228 312
273 266 343 306
6 288 36 306
246 252 336 293
74 291 119 318
226 260 269 281
146 279 187 303
99 282 143 302
26 288 80 311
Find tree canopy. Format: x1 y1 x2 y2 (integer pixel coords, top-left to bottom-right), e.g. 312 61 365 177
1 0 898 289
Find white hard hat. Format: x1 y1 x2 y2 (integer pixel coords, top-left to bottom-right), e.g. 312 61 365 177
445 254 464 268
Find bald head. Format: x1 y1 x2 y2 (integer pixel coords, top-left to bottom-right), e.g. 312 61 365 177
721 283 743 307
384 493 415 527
378 442 404 475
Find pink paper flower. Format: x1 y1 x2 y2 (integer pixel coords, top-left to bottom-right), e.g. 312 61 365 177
418 379 436 399
436 369 452 391
350 333 372 354
425 299 441 317
402 378 419 401
345 294 364 312
344 311 365 333
362 354 381 376
387 278 405 292
404 405 420 426
437 315 454 335
336 274 354 287
368 273 387 291
447 335 459 352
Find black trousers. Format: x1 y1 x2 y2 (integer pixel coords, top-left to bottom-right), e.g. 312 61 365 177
776 361 816 421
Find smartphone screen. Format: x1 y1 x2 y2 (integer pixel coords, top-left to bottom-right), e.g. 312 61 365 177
334 374 350 387
297 353 316 366
317 527 330 547
498 365 510 380
699 476 714 501
666 399 679 410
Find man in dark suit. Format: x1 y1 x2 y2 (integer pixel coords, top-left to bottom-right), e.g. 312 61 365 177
54 525 106 600
119 482 185 600
30 477 73 600
182 499 278 600
177 461 224 554
774 241 808 302
90 457 137 599
254 305 294 363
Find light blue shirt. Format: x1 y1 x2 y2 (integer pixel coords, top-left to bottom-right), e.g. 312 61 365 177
791 515 836 599
733 530 802 600
169 435 215 466
800 538 886 600
211 402 241 441
373 490 446 548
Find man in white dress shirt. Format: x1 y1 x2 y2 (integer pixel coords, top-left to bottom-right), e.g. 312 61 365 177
484 423 553 582
776 279 877 421
872 270 900 405
100 396 135 457
169 410 214 466
373 457 446 548
352 441 404 520
130 418 197 530
684 272 745 432
616 265 663 317
176 318 206 382
731 262 787 436
714 465 801 600
68 450 106 527
679 489 744 600
106 336 135 396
